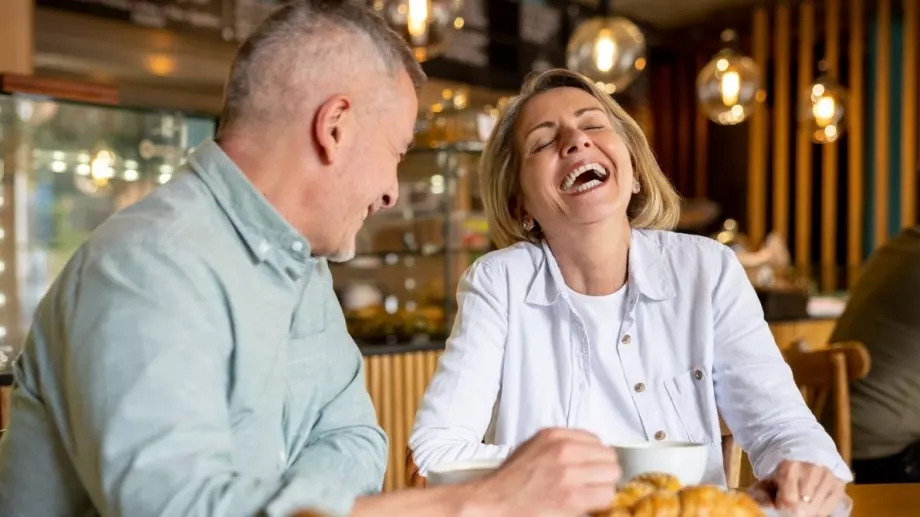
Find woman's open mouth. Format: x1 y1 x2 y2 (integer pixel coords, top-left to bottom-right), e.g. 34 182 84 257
559 162 610 194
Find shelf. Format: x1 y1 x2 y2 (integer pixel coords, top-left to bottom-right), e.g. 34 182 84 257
333 248 489 270
407 142 485 154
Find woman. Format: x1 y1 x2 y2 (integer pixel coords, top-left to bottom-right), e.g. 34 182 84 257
409 69 850 514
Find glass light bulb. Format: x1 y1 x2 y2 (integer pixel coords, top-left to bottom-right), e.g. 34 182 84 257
376 0 462 62
697 47 763 125
799 74 848 144
407 0 429 41
593 30 617 73
719 71 741 106
566 16 646 94
812 96 837 126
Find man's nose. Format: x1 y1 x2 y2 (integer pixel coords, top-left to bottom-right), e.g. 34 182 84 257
381 188 399 209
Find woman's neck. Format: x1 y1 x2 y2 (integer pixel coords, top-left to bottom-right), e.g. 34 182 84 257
545 218 632 296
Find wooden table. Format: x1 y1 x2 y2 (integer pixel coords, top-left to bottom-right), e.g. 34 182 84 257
847 483 917 517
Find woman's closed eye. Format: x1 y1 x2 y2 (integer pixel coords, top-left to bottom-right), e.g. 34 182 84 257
532 125 605 153
533 139 555 152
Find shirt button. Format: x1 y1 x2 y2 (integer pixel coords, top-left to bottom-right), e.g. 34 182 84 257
621 334 631 344
694 369 704 380
291 241 304 252
258 241 271 255
634 382 645 393
655 430 667 441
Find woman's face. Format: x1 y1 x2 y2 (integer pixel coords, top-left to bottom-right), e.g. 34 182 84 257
513 87 634 237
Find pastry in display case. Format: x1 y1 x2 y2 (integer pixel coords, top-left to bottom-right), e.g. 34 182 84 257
0 83 216 355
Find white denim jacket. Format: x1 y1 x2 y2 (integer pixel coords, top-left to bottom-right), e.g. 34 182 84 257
409 229 852 485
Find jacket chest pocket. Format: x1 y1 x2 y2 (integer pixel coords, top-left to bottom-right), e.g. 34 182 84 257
664 369 715 444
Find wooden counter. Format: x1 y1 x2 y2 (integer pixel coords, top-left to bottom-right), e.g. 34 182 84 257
362 318 837 491
847 483 918 517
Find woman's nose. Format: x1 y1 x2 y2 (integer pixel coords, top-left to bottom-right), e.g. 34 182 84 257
561 128 591 156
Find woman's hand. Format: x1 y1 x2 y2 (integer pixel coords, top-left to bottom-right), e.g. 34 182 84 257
769 460 847 516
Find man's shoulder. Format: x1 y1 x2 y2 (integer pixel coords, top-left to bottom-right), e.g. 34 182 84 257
55 174 235 296
92 174 223 253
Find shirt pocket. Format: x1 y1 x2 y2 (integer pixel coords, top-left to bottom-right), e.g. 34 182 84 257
664 369 714 445
285 333 335 417
289 293 327 338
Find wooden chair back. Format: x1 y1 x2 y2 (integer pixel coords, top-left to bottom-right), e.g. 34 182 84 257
720 416 742 488
782 341 870 465
405 446 427 488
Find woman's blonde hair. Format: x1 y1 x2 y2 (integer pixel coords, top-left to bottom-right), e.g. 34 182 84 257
480 68 681 249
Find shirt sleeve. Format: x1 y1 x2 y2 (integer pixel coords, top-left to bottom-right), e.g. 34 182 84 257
408 259 514 476
54 244 368 517
710 246 853 483
266 331 387 517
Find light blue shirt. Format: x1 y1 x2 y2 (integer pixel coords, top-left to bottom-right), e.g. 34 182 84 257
0 140 387 517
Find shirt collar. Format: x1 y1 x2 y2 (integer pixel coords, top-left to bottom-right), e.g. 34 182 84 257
525 229 676 306
186 139 311 263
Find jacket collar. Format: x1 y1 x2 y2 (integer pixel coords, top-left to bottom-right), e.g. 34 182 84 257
524 229 676 306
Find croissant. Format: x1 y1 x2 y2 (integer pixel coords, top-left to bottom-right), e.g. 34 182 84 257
631 472 682 493
594 472 765 517
612 480 659 508
632 491 680 517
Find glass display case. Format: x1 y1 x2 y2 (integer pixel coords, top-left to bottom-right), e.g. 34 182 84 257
0 90 216 360
331 144 491 346
331 88 504 346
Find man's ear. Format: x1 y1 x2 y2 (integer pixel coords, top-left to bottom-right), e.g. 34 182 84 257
313 95 353 165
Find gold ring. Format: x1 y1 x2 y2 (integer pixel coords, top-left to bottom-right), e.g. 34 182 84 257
801 495 812 503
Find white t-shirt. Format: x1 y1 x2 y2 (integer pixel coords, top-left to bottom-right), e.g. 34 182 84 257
567 286 647 445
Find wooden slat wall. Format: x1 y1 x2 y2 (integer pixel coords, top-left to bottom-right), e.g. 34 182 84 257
902 0 918 228
694 56 710 198
795 1 816 278
847 0 865 286
365 350 441 491
773 3 792 243
747 8 770 246
873 0 892 249
649 51 710 199
821 0 841 291
741 0 919 291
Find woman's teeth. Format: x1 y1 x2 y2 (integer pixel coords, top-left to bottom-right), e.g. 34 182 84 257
560 162 609 193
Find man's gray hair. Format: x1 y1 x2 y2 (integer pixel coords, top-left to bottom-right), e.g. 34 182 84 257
219 0 426 130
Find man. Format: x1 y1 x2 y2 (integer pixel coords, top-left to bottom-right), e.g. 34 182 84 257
0 1 621 516
829 226 920 484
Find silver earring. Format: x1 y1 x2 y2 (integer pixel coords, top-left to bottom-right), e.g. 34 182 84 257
632 180 641 194
522 218 534 232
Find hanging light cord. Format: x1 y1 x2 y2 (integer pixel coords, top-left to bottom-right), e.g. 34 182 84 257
600 0 613 17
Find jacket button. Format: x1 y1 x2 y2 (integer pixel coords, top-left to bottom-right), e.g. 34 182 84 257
655 430 667 441
694 369 703 380
621 334 631 344
634 382 645 393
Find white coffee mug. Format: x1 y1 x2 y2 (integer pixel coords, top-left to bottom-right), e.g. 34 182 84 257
426 459 503 486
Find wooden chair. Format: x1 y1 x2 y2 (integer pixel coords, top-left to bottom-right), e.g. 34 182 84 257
720 417 743 488
405 446 427 488
782 341 871 465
